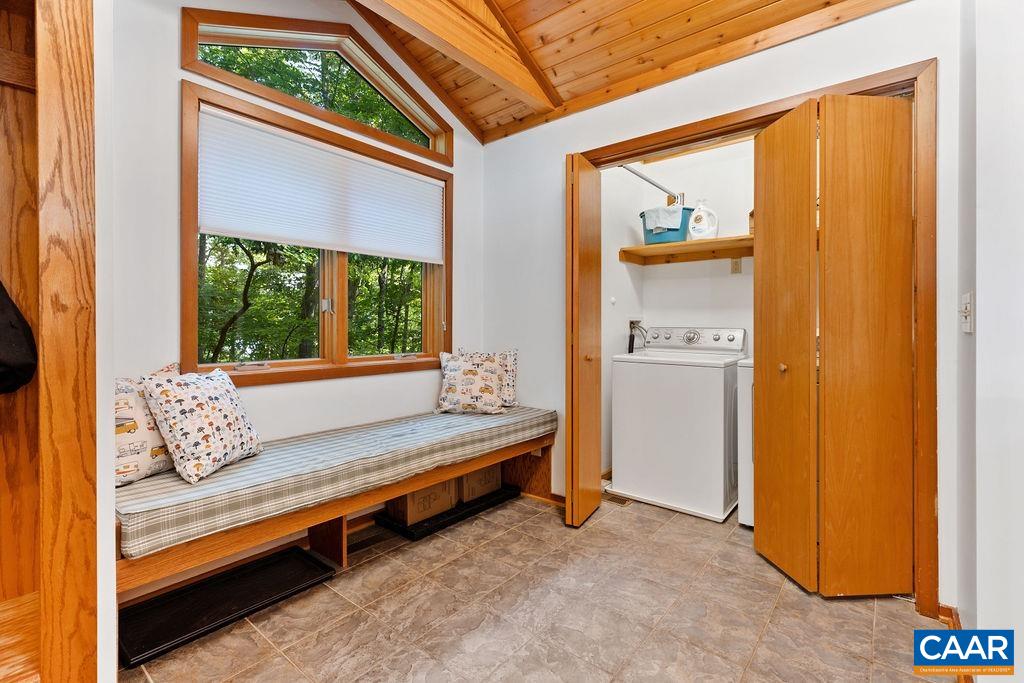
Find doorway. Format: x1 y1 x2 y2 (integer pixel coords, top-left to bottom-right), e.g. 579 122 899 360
564 60 939 615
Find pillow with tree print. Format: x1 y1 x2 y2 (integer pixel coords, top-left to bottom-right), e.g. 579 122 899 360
436 352 507 415
142 369 262 483
456 348 518 406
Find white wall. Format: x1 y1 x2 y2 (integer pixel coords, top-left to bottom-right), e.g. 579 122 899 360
110 0 485 444
482 0 965 604
975 0 1024 638
599 168 644 472
956 0 978 630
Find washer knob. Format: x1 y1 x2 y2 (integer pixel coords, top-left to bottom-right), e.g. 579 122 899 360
727 334 736 342
663 331 672 340
682 329 700 344
712 333 721 341
651 332 660 340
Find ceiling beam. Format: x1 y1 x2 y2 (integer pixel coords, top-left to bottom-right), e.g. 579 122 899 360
482 0 563 107
349 0 556 113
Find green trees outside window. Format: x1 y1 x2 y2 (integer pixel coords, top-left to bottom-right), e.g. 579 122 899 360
348 254 423 357
198 44 430 148
198 236 321 364
197 237 426 364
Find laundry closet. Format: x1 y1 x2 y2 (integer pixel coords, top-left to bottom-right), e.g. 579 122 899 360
565 86 928 600
599 140 754 527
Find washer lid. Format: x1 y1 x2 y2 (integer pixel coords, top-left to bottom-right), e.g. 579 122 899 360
612 349 744 368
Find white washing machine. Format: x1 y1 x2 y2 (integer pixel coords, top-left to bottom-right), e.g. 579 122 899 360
608 326 745 522
737 356 754 526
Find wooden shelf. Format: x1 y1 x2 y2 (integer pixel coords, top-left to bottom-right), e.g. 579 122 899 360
619 234 753 266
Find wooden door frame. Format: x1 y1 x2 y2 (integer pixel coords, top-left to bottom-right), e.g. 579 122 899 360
36 0 99 679
566 59 939 617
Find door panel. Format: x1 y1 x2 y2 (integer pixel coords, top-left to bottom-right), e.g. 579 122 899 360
565 153 602 527
818 95 914 596
753 99 819 591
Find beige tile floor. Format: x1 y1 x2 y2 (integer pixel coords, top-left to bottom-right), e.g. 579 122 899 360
121 497 949 682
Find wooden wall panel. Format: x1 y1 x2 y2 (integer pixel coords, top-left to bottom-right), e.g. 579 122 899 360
0 4 38 603
35 0 98 679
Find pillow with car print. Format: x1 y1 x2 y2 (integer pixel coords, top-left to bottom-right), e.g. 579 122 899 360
142 368 262 484
114 362 179 486
456 347 518 407
436 351 507 415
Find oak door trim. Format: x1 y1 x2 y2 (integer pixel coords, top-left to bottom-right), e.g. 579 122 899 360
36 0 98 678
568 58 939 617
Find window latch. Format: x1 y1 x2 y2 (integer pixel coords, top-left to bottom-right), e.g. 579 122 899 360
234 361 270 371
321 298 334 314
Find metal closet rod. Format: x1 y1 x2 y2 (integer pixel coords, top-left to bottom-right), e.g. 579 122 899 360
620 164 683 205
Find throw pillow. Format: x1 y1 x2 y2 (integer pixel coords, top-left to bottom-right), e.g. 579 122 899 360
457 348 519 406
437 352 507 414
143 368 262 484
114 362 179 486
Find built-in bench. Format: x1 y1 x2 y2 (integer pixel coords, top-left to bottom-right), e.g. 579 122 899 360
115 407 557 596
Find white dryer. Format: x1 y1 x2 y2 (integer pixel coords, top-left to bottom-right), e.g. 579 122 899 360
737 356 754 526
608 327 745 522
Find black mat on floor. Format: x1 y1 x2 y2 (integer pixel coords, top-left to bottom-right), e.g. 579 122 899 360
118 546 336 668
374 484 521 541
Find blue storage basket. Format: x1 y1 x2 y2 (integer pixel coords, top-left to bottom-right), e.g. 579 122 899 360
641 207 693 245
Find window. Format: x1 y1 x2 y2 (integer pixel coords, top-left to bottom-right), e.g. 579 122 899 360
198 236 321 364
182 8 454 166
182 83 452 386
197 45 430 149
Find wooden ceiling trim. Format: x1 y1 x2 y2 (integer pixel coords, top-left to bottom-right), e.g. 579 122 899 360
532 0 751 71
351 0 557 111
484 0 563 105
463 88 523 118
477 100 533 129
518 0 644 53
502 0 580 32
554 0 836 99
450 75 501 105
547 0 801 90
350 2 485 143
435 64 481 91
482 0 911 142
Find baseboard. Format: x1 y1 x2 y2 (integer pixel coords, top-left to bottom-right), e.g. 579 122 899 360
937 605 974 683
521 491 564 506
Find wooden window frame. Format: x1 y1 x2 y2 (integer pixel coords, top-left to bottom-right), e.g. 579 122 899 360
181 81 453 387
181 8 455 167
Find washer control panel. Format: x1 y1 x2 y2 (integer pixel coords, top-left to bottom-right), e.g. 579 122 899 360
644 327 746 353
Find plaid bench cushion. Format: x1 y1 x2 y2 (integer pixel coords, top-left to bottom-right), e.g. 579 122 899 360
116 406 557 559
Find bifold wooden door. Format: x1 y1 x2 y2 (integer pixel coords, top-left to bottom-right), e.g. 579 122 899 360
565 153 603 527
818 94 914 596
753 99 820 591
754 95 914 596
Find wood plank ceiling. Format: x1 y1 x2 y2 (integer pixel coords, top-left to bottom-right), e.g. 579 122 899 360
351 0 909 142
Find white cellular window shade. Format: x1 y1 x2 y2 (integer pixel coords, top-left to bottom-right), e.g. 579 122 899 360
198 105 445 264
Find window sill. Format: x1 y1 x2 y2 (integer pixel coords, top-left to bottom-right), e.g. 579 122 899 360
206 356 441 387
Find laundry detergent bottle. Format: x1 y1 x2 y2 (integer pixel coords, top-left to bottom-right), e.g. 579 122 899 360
688 199 719 240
